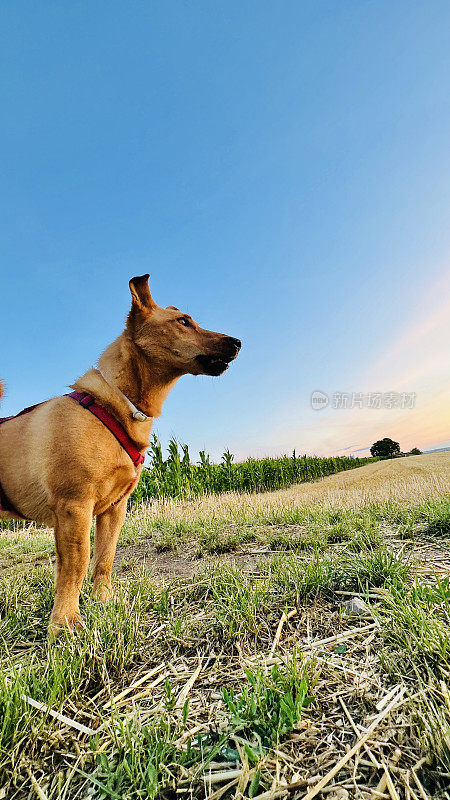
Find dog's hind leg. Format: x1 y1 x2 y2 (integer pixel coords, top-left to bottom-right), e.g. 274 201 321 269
49 502 93 637
92 498 128 602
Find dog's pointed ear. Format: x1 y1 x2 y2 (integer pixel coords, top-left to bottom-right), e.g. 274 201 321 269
129 274 155 312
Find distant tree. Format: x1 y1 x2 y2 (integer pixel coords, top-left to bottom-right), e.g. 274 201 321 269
409 447 422 455
370 438 401 458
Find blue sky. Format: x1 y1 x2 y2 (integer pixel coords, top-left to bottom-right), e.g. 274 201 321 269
1 2 449 459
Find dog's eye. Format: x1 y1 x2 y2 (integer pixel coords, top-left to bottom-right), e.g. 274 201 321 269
177 317 191 327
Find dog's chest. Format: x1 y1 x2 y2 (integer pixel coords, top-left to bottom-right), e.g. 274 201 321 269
110 465 143 508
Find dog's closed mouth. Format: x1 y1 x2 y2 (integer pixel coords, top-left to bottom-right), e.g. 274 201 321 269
195 354 230 376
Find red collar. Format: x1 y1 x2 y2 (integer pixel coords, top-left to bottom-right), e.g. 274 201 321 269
67 391 145 467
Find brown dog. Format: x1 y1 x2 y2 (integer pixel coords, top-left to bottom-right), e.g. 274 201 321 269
0 275 240 635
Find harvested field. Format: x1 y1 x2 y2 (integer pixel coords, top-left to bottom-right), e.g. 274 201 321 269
1 453 450 798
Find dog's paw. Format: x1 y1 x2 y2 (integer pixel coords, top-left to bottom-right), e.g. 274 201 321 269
92 583 113 603
48 612 84 640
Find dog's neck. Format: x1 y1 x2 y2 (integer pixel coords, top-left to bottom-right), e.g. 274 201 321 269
97 369 150 422
97 331 181 419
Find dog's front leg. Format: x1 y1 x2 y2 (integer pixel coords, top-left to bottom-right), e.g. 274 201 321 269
49 503 93 637
92 498 128 602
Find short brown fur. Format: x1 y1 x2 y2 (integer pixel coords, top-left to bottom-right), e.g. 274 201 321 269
0 275 240 635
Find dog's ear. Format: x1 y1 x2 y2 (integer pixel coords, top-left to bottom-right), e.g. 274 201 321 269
129 274 155 312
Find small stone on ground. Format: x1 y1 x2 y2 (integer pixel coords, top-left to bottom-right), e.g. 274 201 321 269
343 596 370 616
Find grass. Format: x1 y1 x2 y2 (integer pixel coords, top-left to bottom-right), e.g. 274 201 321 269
221 653 316 750
0 452 450 797
374 576 450 779
0 549 417 798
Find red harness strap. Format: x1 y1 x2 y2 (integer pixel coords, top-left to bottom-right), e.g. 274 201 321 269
0 402 41 425
66 391 145 468
0 393 145 519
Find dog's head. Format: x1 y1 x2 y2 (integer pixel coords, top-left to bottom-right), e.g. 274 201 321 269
126 274 241 377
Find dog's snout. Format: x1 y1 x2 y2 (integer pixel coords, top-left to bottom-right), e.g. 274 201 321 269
227 336 242 352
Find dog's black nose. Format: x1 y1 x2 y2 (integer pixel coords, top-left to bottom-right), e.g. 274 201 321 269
228 337 242 350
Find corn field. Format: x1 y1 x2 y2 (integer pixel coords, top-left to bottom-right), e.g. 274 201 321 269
130 435 377 502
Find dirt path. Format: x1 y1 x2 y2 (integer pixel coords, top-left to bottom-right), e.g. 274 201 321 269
114 539 274 580
114 527 450 583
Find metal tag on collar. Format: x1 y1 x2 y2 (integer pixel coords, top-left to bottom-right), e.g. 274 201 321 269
132 409 149 422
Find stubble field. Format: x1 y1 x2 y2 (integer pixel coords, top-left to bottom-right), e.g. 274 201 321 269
1 452 450 799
